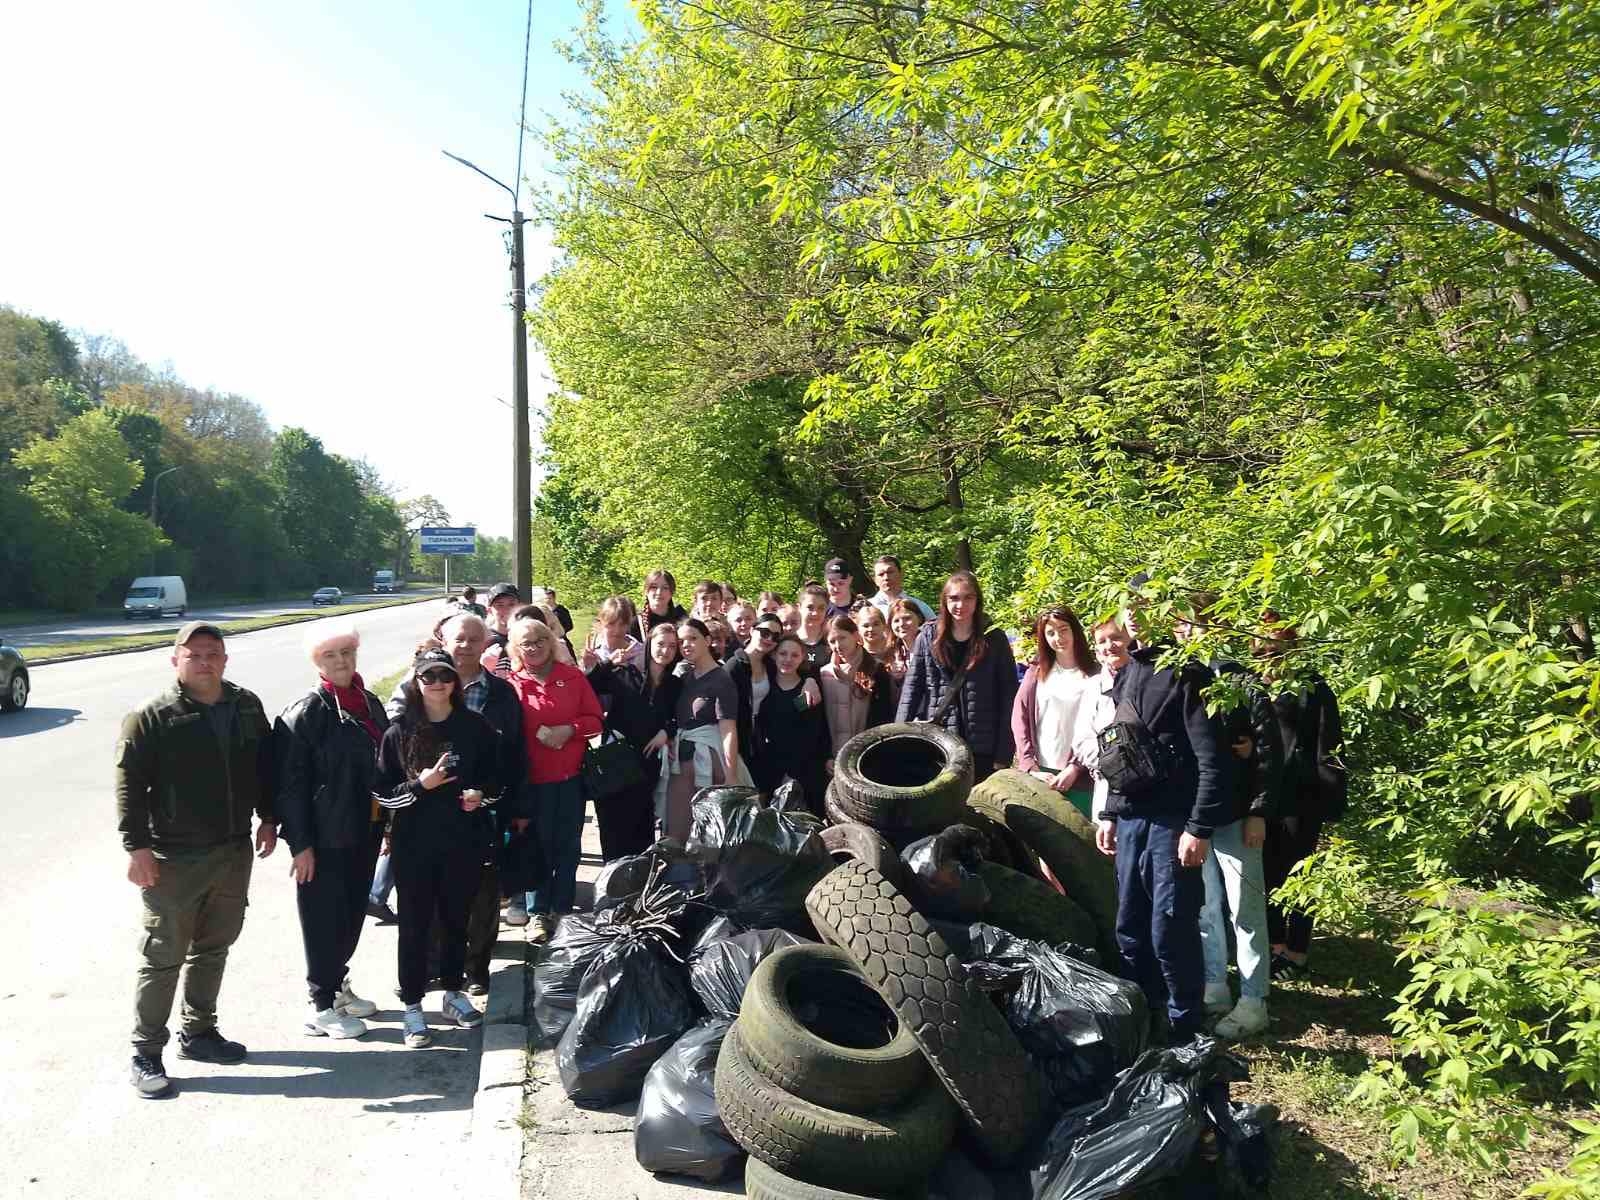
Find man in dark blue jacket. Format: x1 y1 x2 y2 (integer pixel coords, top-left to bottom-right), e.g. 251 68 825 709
1094 627 1230 1042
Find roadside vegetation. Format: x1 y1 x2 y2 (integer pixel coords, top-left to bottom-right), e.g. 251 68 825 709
530 4 1600 1192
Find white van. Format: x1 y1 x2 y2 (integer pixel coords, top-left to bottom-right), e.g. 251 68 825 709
123 576 188 620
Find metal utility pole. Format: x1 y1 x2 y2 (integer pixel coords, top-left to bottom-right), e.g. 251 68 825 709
442 0 537 599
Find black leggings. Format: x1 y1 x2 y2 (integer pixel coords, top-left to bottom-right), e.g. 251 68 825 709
394 842 481 1004
1263 815 1324 956
297 830 382 1011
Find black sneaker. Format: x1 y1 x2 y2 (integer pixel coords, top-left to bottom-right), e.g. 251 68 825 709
131 1053 173 1098
367 899 398 924
178 1028 247 1064
1270 952 1309 980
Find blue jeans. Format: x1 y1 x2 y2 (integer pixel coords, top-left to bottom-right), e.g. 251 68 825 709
369 850 394 905
1199 819 1270 1001
526 777 586 916
1114 814 1205 1039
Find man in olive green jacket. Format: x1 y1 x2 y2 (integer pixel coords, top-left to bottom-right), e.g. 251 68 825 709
115 622 278 1098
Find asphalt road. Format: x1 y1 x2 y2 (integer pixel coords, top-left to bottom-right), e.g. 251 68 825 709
0 596 490 1200
4 591 443 649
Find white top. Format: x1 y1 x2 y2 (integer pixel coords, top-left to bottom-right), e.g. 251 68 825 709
750 674 771 717
1072 670 1120 819
1035 665 1095 773
868 590 934 620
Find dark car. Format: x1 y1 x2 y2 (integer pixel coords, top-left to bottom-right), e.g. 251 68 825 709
311 587 343 607
1 639 29 712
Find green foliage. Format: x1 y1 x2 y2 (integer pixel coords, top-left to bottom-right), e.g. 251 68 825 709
527 2 1600 1184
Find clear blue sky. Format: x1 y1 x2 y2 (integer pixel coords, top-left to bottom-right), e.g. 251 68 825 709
1 0 637 537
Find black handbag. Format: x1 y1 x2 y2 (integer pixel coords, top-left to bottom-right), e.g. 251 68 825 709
581 734 647 801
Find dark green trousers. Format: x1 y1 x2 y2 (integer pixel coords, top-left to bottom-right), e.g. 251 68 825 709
132 839 252 1055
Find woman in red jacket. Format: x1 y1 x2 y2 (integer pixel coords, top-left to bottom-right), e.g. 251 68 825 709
506 616 602 944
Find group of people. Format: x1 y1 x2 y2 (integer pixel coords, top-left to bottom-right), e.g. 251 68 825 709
116 556 1344 1101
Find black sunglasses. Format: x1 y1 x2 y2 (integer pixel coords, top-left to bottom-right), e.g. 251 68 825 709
755 627 779 640
419 670 455 684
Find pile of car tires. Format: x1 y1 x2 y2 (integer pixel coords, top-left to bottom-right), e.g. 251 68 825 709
700 723 1130 1197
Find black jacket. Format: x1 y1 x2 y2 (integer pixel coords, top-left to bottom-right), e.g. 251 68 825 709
1272 677 1346 823
895 624 1018 761
115 680 274 853
374 706 501 853
724 648 774 770
754 676 831 811
1103 647 1229 838
389 670 527 817
587 660 680 781
1211 659 1285 825
274 687 389 854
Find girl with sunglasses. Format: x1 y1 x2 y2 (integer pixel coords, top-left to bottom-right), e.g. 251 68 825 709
725 613 783 782
374 649 499 1046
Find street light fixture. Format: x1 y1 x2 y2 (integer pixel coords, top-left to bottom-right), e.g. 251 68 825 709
149 465 180 573
441 1 537 600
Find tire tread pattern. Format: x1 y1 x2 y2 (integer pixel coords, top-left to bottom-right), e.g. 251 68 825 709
803 861 1048 1164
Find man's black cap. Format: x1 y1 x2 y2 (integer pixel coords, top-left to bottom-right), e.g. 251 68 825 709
487 583 521 603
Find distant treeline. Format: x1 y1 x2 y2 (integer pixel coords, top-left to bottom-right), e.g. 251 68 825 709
0 306 407 609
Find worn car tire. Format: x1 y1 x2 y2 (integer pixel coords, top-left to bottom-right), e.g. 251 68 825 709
715 1023 954 1192
744 1156 927 1200
976 862 1100 949
820 823 905 889
828 724 973 835
803 861 1049 1164
965 770 1119 955
736 944 926 1114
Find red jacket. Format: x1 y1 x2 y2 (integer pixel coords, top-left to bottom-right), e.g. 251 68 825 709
508 662 603 784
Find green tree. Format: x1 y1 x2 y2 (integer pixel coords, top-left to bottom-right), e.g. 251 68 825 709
13 410 165 607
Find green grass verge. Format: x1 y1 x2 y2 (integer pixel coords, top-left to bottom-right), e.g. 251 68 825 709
24 595 433 665
0 581 438 630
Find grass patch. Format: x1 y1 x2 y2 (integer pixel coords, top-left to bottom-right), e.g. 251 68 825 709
24 595 433 664
1228 930 1588 1199
0 581 437 629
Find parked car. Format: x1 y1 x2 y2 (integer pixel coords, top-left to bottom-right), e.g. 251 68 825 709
0 639 28 712
123 575 188 620
311 587 343 607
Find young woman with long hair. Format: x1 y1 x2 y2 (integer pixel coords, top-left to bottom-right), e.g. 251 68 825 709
755 633 830 814
661 619 743 841
1011 605 1099 817
374 649 497 1046
820 615 895 772
640 568 687 639
895 571 1018 780
887 598 925 687
583 617 678 861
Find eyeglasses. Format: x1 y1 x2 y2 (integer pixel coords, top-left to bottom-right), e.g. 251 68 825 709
419 670 455 685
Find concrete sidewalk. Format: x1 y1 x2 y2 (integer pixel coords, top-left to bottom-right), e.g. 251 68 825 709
518 816 742 1200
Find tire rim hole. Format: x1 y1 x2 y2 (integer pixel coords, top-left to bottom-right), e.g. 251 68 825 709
858 738 945 789
788 968 899 1049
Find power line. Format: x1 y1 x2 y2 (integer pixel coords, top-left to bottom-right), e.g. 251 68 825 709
514 0 533 211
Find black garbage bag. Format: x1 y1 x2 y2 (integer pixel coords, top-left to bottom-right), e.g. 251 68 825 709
532 913 617 1043
686 783 832 929
900 824 992 921
1029 1038 1250 1200
689 926 811 1019
965 924 1147 1107
557 934 698 1106
593 854 653 910
1210 1099 1279 1194
634 1018 743 1180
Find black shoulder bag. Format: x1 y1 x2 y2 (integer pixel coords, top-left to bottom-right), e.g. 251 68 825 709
580 732 646 801
1095 672 1183 795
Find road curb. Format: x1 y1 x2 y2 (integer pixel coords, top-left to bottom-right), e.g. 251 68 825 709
22 596 437 666
472 930 531 1199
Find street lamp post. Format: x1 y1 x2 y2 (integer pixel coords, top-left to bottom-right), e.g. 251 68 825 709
443 154 532 601
149 465 180 573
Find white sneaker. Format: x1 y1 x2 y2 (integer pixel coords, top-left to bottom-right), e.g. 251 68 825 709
1203 981 1233 1016
403 1004 432 1048
305 1006 367 1039
334 978 377 1019
1215 997 1269 1041
441 990 483 1028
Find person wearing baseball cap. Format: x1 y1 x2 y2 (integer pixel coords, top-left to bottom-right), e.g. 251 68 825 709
116 621 278 1098
484 583 521 650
